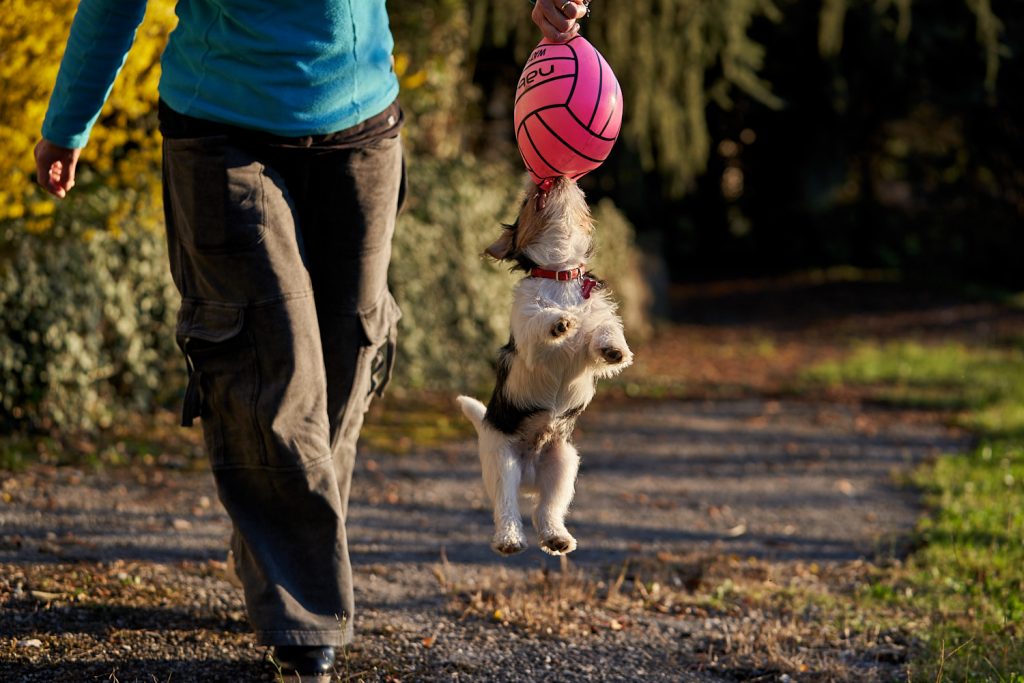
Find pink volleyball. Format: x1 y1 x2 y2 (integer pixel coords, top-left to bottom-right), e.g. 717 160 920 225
513 35 623 185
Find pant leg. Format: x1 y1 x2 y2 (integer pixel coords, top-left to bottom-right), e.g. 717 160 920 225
162 134 361 646
285 134 405 518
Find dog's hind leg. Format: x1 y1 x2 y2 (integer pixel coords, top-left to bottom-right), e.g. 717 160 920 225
533 440 580 555
486 442 528 556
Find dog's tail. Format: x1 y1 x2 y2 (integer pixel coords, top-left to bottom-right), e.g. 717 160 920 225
456 395 487 433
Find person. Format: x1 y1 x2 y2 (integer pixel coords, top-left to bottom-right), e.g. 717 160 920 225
34 0 589 678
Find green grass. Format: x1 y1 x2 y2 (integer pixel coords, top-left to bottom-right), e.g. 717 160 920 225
806 340 1024 680
361 391 476 455
807 340 1024 437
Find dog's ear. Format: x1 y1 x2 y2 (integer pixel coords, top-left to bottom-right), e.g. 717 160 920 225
485 226 516 260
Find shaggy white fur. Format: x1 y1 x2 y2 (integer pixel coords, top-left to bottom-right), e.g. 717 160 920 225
458 178 632 556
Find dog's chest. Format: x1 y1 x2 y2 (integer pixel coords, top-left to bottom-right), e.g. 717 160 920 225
521 277 586 310
512 408 580 456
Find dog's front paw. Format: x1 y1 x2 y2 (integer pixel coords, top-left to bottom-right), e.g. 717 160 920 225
540 532 577 556
549 314 578 341
600 346 628 364
591 327 633 370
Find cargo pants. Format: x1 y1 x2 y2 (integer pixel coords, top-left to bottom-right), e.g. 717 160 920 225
161 124 403 647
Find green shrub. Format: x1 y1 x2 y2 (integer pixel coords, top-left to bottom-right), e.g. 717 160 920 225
589 198 653 342
390 155 520 391
0 223 179 432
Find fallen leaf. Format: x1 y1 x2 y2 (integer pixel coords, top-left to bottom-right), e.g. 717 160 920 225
30 590 61 602
725 523 747 537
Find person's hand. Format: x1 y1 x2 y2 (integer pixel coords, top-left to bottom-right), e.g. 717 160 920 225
34 139 81 199
531 0 588 42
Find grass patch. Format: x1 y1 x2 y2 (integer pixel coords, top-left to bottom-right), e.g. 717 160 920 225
0 410 206 473
805 340 1024 680
805 340 1024 437
362 390 476 455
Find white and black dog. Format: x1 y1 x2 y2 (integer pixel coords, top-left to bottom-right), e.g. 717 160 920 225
457 177 632 556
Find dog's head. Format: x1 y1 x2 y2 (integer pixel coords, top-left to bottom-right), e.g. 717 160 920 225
486 177 594 270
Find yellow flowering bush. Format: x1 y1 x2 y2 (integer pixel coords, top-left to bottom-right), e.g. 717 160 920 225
0 0 176 231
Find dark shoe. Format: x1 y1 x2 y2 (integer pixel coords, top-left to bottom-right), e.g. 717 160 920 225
272 645 336 676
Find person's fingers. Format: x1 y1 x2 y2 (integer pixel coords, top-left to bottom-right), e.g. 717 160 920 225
537 17 580 42
34 140 78 199
533 0 585 42
49 162 67 198
57 151 78 194
559 0 588 20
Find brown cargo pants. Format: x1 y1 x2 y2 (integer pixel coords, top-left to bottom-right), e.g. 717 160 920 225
161 123 403 647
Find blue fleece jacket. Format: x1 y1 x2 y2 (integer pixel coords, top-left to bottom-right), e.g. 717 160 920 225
42 0 400 148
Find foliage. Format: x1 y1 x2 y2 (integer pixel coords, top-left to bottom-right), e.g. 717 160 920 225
588 199 654 341
9 0 1014 430
0 225 179 432
806 339 1024 679
390 157 520 391
665 0 1019 284
389 0 479 159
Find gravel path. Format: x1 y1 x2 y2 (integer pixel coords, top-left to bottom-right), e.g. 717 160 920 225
0 395 967 682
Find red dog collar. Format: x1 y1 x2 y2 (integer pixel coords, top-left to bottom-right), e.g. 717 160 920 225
529 265 586 281
529 266 604 299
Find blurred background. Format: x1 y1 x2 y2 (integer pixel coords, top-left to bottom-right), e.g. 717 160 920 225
0 0 1020 432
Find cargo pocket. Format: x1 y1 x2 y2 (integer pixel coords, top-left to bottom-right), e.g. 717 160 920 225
176 300 261 469
360 291 402 400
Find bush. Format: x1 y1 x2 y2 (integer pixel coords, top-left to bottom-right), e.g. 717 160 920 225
588 199 654 342
0 224 179 432
0 0 179 432
390 156 521 391
0 0 175 227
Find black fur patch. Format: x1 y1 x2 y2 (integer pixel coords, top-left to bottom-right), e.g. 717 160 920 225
484 336 543 434
559 403 586 421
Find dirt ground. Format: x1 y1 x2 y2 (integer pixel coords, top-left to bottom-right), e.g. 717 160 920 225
2 275 1020 682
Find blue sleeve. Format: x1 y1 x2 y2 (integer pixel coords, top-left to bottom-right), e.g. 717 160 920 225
41 0 150 148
